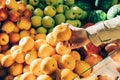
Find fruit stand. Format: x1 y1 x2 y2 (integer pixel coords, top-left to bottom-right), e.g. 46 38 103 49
0 0 120 80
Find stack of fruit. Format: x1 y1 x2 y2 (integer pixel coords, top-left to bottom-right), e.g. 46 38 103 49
22 0 89 34
0 23 98 80
0 0 39 53
0 0 120 80
0 0 90 52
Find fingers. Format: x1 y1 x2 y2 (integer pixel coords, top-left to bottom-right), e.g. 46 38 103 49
62 41 82 49
62 22 84 31
59 23 90 49
62 37 90 49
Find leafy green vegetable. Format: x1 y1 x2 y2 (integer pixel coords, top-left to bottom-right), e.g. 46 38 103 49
107 4 120 19
88 10 107 23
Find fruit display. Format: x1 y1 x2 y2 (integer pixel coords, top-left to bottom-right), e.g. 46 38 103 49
0 0 120 80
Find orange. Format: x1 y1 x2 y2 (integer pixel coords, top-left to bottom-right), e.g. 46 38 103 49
9 32 20 44
17 17 31 30
37 74 52 80
52 54 62 64
30 34 35 40
52 54 62 68
30 58 43 76
0 54 5 62
13 26 20 33
29 28 37 35
2 21 16 33
19 36 34 52
0 33 9 45
61 68 80 80
41 57 58 74
1 54 14 68
4 74 14 80
74 60 92 77
34 33 46 40
52 23 72 42
38 43 56 58
69 50 81 61
20 30 30 39
13 75 21 80
9 63 23 76
20 72 36 80
10 45 22 54
60 54 76 70
46 32 58 47
25 48 38 64
34 39 47 50
11 49 25 63
23 64 30 73
56 42 71 55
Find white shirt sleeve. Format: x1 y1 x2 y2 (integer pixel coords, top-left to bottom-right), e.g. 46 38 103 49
86 16 120 46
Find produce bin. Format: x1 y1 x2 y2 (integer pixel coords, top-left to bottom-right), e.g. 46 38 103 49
1 0 120 80
80 48 120 80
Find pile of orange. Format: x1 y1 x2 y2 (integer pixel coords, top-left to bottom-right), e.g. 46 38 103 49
0 23 93 80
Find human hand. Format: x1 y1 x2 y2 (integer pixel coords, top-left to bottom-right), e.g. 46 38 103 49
62 23 90 49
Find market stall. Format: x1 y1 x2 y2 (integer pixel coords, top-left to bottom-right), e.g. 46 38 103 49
0 0 120 80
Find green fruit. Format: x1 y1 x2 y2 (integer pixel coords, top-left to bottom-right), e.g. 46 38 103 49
26 4 34 12
65 0 75 6
29 0 39 6
70 6 87 20
42 16 55 28
65 9 75 19
56 4 64 13
37 27 47 34
31 16 42 27
33 8 44 17
66 20 76 26
44 5 56 17
107 4 120 19
66 20 81 27
80 11 88 20
63 5 69 12
88 10 107 23
45 0 57 5
76 20 82 27
54 13 65 25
